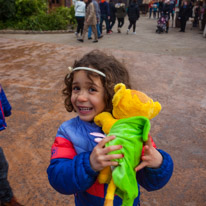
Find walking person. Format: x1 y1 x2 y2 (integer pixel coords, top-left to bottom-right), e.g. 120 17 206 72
88 0 103 39
99 0 111 34
148 0 154 18
73 0 86 38
109 0 116 32
0 84 23 206
153 0 158 19
158 0 163 18
127 0 140 34
178 0 190 32
162 0 171 32
115 0 126 33
78 0 98 43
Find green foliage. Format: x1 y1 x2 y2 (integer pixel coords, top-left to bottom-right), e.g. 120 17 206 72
0 0 77 31
0 0 16 22
15 0 47 20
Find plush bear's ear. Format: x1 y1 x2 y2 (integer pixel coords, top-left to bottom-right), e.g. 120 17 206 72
114 83 125 93
113 83 126 107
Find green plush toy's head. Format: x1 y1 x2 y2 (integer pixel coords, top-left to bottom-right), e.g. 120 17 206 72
112 83 162 120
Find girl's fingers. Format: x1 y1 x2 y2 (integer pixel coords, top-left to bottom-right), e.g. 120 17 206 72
135 161 147 172
103 144 122 154
98 135 116 148
104 153 124 161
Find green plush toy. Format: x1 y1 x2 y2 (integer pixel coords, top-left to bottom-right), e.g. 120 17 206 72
94 83 161 206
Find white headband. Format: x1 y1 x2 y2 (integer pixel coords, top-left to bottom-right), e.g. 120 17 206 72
67 66 106 78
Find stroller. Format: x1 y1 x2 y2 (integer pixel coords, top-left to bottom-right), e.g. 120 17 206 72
156 12 169 33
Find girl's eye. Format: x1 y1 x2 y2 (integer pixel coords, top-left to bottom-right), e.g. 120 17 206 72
89 87 97 92
72 86 80 91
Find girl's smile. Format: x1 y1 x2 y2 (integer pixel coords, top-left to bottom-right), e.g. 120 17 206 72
71 70 106 122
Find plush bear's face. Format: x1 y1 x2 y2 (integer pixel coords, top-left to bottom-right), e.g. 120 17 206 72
112 83 161 120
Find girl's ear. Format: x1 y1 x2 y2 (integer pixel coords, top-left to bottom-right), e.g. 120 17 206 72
113 83 126 107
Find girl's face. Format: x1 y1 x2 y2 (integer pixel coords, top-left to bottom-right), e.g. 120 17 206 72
71 70 106 122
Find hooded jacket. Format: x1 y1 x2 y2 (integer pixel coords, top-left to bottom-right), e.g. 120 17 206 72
127 3 140 21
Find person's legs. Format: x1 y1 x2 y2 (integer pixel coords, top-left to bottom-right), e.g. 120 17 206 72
96 23 102 38
88 26 92 39
100 16 104 34
78 24 88 42
149 8 152 18
75 17 80 34
105 17 110 33
91 25 98 42
180 18 186 31
133 20 137 33
79 17 85 36
117 18 121 32
120 18 124 28
109 18 115 31
128 20 132 30
0 147 13 203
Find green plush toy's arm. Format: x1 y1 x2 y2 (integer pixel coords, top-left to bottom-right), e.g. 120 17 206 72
94 112 118 134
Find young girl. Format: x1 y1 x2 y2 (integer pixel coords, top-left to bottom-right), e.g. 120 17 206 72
47 50 173 206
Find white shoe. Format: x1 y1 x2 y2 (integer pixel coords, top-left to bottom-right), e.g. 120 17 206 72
132 32 136 34
75 32 78 37
126 29 129 34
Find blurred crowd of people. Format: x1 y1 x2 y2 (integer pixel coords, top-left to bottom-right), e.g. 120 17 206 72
72 0 206 42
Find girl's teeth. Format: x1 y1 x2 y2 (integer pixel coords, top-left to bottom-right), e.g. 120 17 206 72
80 107 91 111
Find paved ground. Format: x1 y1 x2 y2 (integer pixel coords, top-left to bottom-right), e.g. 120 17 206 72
0 16 206 206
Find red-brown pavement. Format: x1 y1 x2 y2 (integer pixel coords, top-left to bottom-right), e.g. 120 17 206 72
0 16 206 206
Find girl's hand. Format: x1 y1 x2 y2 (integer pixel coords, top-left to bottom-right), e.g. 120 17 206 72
90 136 123 172
135 137 163 172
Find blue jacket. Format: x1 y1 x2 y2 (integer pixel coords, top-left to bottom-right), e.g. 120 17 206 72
0 85 12 131
47 116 173 206
99 1 110 17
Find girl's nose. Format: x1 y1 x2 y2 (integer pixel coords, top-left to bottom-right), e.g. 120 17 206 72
77 91 88 102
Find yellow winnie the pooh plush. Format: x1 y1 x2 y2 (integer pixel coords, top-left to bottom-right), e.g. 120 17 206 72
94 83 161 206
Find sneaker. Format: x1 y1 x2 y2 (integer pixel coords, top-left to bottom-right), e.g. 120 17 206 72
126 29 129 34
132 32 136 34
1 197 23 206
93 40 98 43
74 32 78 37
107 30 112 34
98 35 103 39
88 37 92 40
117 28 121 33
77 39 84 42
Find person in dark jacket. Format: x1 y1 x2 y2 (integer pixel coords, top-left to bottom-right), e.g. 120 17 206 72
109 0 116 32
126 0 140 34
162 0 171 32
0 85 23 206
115 0 126 33
99 0 111 34
179 0 190 32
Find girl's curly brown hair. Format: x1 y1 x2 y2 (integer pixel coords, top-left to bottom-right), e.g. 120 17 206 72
63 50 131 113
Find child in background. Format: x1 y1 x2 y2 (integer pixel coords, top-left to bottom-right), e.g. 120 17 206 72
47 50 173 206
0 84 23 206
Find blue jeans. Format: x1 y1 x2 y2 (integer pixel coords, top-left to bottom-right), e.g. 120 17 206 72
88 23 101 38
0 147 13 203
100 15 110 33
